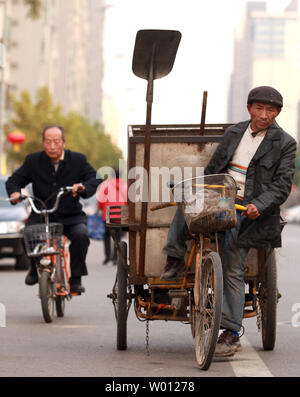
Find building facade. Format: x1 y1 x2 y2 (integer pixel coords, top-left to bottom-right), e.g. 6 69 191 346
7 0 105 125
228 0 300 141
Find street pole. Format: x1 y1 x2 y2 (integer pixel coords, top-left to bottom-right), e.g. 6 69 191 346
0 0 7 176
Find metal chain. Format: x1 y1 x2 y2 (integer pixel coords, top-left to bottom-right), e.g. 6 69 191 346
146 319 150 356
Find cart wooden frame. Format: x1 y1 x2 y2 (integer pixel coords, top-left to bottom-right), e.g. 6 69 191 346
106 123 279 370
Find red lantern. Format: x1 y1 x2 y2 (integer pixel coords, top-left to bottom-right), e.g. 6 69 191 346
7 130 26 152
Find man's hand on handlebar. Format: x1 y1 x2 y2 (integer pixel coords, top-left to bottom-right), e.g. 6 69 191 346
72 183 85 197
242 203 260 220
9 192 22 204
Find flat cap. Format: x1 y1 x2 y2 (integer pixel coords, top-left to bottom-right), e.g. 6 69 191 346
247 86 283 107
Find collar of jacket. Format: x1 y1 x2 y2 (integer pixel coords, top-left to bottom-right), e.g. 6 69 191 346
228 120 282 164
41 149 70 164
40 150 69 177
230 120 282 141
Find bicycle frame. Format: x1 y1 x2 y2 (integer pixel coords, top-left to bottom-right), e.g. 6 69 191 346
134 231 217 322
19 186 77 322
23 186 73 272
55 236 71 296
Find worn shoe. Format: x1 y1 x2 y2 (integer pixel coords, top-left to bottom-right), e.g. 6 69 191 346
70 277 85 294
160 256 185 280
214 330 242 357
25 267 38 286
102 258 110 265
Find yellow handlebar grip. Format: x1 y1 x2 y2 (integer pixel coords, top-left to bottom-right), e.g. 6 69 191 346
235 204 247 211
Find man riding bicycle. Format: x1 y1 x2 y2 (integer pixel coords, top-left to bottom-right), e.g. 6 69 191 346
6 125 99 294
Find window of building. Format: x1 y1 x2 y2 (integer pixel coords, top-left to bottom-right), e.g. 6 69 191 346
252 17 285 57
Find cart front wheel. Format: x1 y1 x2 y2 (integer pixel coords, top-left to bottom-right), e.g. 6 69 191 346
194 251 223 370
116 241 129 350
259 249 277 350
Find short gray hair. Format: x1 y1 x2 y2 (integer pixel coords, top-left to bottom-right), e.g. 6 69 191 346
42 125 65 141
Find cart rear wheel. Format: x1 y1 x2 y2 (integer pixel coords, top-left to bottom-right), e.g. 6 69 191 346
194 251 223 370
116 241 128 350
260 249 277 350
190 304 195 338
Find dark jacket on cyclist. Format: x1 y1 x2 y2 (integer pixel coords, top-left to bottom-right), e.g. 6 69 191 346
204 120 297 248
6 149 99 226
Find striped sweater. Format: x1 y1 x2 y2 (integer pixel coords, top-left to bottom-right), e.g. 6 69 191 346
227 125 266 198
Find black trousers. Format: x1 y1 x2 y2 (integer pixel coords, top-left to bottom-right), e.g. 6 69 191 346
63 223 90 277
27 222 90 278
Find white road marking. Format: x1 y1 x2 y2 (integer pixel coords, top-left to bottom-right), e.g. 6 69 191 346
230 336 273 377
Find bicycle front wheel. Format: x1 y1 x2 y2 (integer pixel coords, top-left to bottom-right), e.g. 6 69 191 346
56 255 67 318
39 270 55 323
194 251 223 370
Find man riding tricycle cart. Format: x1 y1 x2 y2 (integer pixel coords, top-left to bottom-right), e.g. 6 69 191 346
106 30 296 370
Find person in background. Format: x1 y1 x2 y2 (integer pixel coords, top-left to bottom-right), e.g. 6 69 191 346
97 168 127 264
6 125 99 293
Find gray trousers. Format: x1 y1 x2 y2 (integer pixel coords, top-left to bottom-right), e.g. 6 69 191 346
163 206 249 332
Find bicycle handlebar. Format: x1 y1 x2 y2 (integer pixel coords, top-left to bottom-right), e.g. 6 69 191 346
15 186 78 215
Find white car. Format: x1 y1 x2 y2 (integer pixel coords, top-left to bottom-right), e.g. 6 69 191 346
282 205 300 224
0 176 31 270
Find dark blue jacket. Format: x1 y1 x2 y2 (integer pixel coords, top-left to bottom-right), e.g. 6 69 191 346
6 149 100 225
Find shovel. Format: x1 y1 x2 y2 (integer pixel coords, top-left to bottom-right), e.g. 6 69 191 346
132 29 181 277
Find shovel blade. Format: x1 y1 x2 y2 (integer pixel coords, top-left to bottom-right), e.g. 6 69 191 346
132 29 181 80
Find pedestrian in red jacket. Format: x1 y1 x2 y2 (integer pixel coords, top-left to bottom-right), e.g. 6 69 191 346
97 169 127 264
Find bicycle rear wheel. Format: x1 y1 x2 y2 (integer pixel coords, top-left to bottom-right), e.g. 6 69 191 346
39 270 55 323
194 251 223 370
56 296 65 317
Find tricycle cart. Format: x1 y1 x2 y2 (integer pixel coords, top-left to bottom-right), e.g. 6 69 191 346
106 30 279 370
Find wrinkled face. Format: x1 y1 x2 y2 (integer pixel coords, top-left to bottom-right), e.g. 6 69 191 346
247 102 281 133
43 127 65 162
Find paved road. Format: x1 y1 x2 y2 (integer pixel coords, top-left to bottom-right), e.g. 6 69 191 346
1 225 300 379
